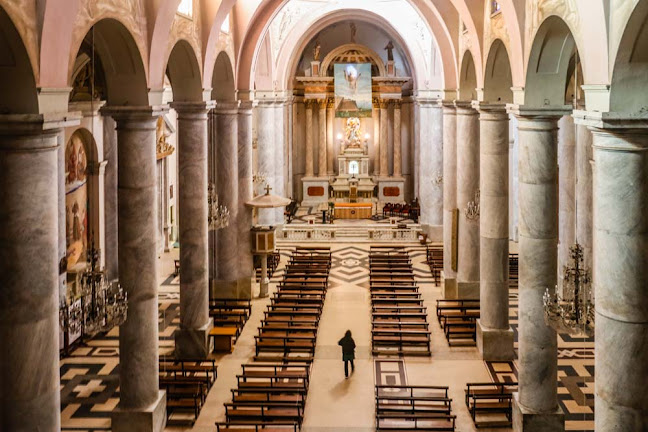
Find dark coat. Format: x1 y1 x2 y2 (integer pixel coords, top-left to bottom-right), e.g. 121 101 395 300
338 335 356 359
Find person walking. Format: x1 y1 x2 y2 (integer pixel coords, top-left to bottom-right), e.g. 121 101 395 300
338 330 356 378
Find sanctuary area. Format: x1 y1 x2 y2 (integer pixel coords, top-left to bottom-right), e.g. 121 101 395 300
0 1 647 432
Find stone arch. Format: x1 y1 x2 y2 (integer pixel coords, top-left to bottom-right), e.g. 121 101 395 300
0 5 38 114
166 39 203 102
483 39 513 104
202 0 237 88
524 16 578 107
70 19 149 106
610 1 648 114
211 51 236 102
458 50 478 101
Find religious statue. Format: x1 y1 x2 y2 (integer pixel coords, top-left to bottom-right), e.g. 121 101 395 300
345 117 362 148
384 41 395 61
313 41 321 61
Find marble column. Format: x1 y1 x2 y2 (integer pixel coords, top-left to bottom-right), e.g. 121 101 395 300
474 104 514 361
318 99 327 177
0 123 61 431
216 102 240 297
274 100 286 225
57 130 67 305
590 125 648 431
393 101 402 177
103 115 119 281
373 99 381 176
454 103 480 299
558 115 576 292
327 98 335 174
172 102 213 359
509 116 520 241
418 100 444 239
442 102 457 291
379 99 389 176
105 107 166 432
256 101 275 225
304 100 314 177
509 108 566 431
237 101 255 298
575 123 593 270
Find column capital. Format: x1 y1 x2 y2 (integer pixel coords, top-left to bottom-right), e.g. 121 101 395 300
0 113 80 136
238 100 254 112
455 101 478 116
392 100 402 109
505 104 572 119
379 99 390 109
573 109 648 131
214 101 240 115
472 102 509 121
170 101 215 115
317 98 327 109
100 105 168 122
326 97 335 109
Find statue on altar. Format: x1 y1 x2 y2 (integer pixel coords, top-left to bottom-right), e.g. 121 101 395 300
344 117 362 148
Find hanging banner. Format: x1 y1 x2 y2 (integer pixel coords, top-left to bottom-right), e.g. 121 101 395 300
334 63 372 118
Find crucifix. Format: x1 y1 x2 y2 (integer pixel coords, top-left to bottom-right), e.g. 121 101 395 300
264 184 273 195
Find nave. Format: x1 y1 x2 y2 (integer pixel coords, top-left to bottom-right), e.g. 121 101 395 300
59 241 594 432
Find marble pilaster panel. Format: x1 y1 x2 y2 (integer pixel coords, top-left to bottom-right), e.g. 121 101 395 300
373 99 381 176
418 100 443 240
557 115 576 292
393 101 402 177
509 115 520 241
509 108 567 432
318 99 327 177
237 101 254 298
172 102 213 358
591 127 648 431
305 100 314 177
216 102 240 296
442 103 457 287
103 115 119 281
455 103 480 299
475 103 513 361
0 124 61 431
327 99 335 174
103 107 166 432
575 123 593 269
379 100 389 176
274 100 286 224
256 101 276 225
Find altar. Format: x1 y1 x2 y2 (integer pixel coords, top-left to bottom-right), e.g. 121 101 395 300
334 202 373 219
330 118 375 201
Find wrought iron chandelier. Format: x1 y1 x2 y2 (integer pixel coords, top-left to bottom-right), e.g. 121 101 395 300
208 182 230 230
60 240 128 339
543 243 594 336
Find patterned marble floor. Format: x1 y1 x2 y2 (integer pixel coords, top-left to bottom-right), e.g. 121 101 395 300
59 242 594 431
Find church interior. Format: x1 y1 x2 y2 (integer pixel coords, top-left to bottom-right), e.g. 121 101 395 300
1 0 647 431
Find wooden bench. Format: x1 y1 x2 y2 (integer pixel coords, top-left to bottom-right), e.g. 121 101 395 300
209 326 239 352
216 422 298 432
465 382 518 428
376 385 456 431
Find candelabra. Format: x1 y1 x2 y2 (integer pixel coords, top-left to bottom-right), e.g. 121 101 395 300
464 189 480 221
59 241 128 339
543 243 594 336
208 182 230 230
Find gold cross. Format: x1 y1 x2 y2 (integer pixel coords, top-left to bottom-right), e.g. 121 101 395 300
264 184 273 195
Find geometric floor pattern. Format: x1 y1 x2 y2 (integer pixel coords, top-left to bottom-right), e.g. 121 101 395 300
59 241 594 431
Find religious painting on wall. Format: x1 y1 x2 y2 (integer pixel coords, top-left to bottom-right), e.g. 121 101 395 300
334 63 372 118
65 134 89 273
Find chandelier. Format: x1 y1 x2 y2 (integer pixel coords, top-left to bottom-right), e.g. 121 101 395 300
543 243 594 336
208 182 230 230
60 241 128 339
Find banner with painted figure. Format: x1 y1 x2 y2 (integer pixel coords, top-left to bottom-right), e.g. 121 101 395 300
334 63 372 118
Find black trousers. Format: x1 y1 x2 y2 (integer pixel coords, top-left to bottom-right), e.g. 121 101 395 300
344 359 355 377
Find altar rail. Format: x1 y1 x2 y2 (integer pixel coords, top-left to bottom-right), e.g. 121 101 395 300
280 224 423 242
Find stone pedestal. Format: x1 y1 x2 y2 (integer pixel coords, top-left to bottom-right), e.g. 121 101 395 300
172 102 213 358
103 106 167 432
455 103 480 299
442 102 457 288
378 177 405 204
0 121 62 431
111 391 166 432
512 393 565 432
508 106 569 432
475 103 513 361
302 177 330 206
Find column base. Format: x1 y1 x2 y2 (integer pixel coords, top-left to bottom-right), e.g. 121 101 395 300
174 321 213 359
211 277 253 299
476 320 515 361
443 277 456 299
111 390 166 432
512 393 565 432
421 224 443 242
445 281 480 299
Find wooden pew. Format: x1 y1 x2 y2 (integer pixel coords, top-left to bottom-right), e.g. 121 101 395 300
465 382 518 428
375 385 456 431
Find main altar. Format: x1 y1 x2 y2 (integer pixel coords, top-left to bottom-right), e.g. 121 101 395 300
331 118 375 201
